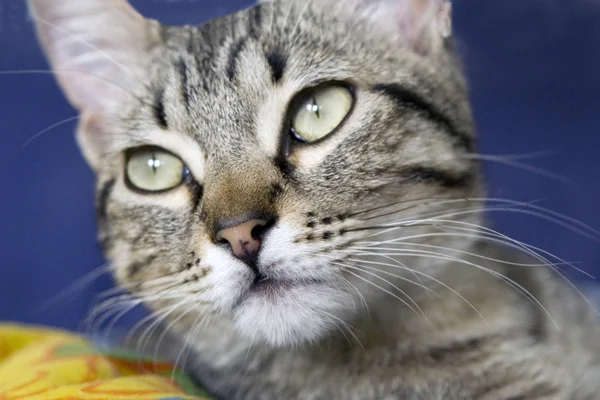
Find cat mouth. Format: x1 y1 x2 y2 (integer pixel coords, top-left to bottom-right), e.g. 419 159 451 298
252 276 282 292
250 274 323 293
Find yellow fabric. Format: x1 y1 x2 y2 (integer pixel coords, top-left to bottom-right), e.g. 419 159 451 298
0 324 212 400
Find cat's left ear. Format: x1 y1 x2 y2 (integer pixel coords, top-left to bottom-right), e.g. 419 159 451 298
264 0 452 55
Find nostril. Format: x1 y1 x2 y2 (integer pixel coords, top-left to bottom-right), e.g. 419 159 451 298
214 231 230 247
251 223 266 240
213 214 277 255
251 218 275 240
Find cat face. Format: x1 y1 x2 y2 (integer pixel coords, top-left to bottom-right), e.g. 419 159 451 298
30 0 482 346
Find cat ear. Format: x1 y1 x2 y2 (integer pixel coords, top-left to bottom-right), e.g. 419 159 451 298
28 0 160 113
264 0 452 54
353 0 453 54
28 0 161 168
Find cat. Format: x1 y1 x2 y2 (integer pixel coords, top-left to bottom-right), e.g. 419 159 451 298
28 0 600 398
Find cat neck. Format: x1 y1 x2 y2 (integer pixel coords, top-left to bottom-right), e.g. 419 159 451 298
183 240 546 372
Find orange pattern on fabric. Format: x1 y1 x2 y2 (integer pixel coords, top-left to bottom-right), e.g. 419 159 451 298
0 325 212 400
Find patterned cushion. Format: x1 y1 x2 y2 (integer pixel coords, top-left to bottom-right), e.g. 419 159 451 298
0 324 213 400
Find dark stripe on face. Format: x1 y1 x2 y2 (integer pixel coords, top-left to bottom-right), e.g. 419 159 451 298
127 254 157 280
267 50 286 83
189 180 204 214
373 83 472 150
405 167 474 188
248 4 262 38
153 88 168 129
97 179 116 219
226 38 247 82
177 58 192 110
273 155 296 179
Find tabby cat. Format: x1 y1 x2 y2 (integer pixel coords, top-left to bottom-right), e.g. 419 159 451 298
29 0 600 398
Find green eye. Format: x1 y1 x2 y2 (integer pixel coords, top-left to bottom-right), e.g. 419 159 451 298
126 147 186 192
290 85 354 143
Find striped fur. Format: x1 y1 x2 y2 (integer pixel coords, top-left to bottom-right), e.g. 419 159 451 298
29 0 600 398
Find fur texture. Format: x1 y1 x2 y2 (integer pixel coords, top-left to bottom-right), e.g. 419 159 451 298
29 0 600 398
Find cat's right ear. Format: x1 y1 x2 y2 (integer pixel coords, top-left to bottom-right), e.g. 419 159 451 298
27 0 161 168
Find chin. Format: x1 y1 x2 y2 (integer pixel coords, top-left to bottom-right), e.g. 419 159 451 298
231 282 352 348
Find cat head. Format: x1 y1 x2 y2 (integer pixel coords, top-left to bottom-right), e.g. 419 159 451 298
30 0 482 347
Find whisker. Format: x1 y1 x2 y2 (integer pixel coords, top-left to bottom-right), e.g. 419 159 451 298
347 250 558 329
321 252 436 296
353 205 600 247
351 243 577 269
463 153 581 188
126 298 189 361
357 231 559 274
21 115 80 149
39 263 112 312
355 197 600 241
346 256 489 326
141 301 197 370
433 221 594 278
467 150 559 161
345 255 488 324
368 216 593 284
340 276 370 315
0 68 129 92
150 302 208 367
172 309 210 381
318 309 365 351
337 255 441 299
335 263 429 324
86 282 184 333
96 270 196 301
427 223 600 318
346 196 465 219
86 297 143 336
347 205 519 235
102 293 193 344
94 282 182 307
0 68 160 117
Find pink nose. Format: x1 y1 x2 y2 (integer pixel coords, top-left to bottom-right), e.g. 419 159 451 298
215 219 268 260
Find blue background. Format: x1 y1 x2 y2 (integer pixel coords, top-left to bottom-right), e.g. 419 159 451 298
0 0 599 332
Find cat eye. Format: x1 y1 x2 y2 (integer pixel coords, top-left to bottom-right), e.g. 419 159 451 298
290 84 354 143
125 147 187 193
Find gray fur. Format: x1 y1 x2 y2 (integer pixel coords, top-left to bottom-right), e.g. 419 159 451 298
29 0 600 398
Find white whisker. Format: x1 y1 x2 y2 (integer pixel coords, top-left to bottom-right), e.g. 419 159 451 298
39 263 112 312
318 309 365 351
463 153 579 187
172 308 210 381
347 252 558 329
21 115 80 149
345 256 488 325
336 263 429 324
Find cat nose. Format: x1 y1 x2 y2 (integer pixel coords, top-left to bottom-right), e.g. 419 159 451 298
214 216 273 266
